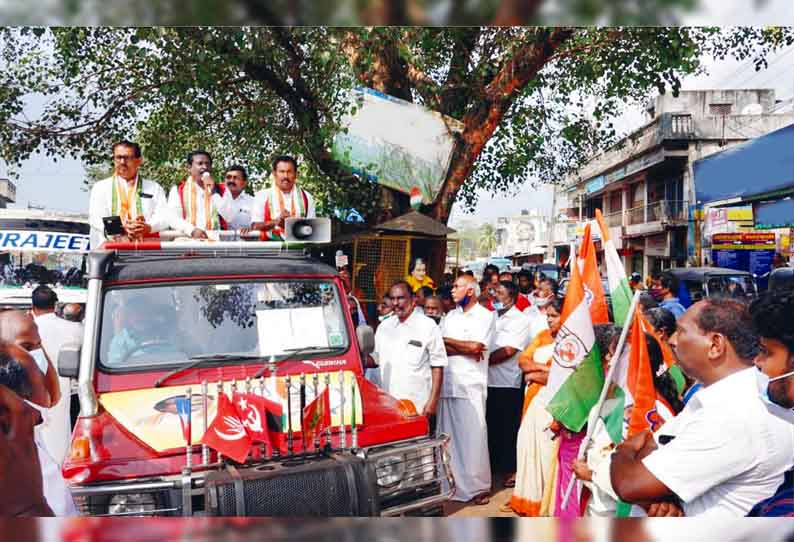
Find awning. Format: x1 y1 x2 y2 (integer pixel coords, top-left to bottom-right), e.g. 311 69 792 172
693 122 794 206
754 197 794 229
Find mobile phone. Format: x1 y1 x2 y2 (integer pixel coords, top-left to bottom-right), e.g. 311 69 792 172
103 215 124 236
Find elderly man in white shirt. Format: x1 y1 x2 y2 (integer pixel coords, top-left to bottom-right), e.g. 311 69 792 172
220 165 255 230
88 140 172 249
168 150 239 238
30 285 83 466
486 281 537 488
611 297 794 517
438 274 496 505
249 155 316 241
374 281 447 429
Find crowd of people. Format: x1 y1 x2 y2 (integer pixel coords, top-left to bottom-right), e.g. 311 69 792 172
366 262 794 518
88 140 315 249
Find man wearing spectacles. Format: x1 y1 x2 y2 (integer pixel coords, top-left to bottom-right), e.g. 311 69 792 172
88 140 172 248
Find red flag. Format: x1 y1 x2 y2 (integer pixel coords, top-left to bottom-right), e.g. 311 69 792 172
232 392 271 446
626 314 658 437
201 393 252 464
302 388 331 444
579 223 610 325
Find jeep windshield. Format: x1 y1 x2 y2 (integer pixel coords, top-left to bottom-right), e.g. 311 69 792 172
98 279 350 370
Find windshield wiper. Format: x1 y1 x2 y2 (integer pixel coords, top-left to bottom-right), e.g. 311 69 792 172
253 346 344 379
154 354 267 388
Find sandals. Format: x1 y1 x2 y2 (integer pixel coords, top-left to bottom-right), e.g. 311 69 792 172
499 502 514 513
471 492 491 506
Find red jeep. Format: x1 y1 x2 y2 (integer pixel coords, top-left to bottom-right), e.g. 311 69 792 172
57 236 453 516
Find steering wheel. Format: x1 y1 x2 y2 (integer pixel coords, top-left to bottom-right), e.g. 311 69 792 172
119 339 177 365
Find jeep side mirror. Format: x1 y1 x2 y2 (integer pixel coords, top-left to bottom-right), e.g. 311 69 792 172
356 325 375 356
58 343 81 379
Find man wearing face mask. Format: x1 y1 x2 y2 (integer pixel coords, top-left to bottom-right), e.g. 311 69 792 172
373 281 447 431
610 297 794 517
651 272 686 320
0 311 59 408
0 313 77 515
423 296 444 325
29 286 82 466
438 275 496 505
747 290 794 516
486 281 535 489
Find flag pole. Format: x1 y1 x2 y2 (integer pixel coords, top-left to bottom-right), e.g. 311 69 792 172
560 288 642 510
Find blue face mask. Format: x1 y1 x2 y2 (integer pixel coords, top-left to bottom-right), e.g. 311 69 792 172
492 301 504 311
27 348 49 375
458 295 471 308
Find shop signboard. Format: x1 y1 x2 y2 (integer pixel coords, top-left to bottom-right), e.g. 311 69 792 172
711 232 776 277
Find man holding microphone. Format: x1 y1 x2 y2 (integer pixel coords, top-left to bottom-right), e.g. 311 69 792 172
168 150 238 238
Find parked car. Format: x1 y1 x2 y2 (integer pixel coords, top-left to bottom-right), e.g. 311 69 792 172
667 267 757 302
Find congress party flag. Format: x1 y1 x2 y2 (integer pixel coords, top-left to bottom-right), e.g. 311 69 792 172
546 245 604 432
595 209 632 327
579 222 610 325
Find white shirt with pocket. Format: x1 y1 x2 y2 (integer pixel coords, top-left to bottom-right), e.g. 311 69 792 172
374 308 447 412
487 306 533 389
223 192 255 230
88 176 172 249
440 303 496 399
642 367 794 517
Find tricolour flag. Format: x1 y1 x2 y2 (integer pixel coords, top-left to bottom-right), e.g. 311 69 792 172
595 209 632 327
302 388 331 444
546 247 604 432
201 392 252 464
579 222 610 325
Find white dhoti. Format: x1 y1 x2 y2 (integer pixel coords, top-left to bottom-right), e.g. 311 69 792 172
438 395 491 502
35 430 77 516
39 377 73 465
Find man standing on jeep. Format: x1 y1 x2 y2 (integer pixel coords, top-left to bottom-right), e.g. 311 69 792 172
168 150 239 239
249 155 316 241
88 140 172 249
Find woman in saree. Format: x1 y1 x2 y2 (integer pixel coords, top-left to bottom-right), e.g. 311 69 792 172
508 297 563 516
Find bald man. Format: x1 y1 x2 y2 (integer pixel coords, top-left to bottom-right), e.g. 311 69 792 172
438 275 496 505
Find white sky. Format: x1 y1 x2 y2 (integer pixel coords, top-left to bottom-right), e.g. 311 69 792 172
4 2 794 224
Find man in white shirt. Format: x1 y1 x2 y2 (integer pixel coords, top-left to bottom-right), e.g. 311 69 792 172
221 165 255 230
88 140 172 249
30 285 83 465
438 275 496 505
486 281 535 487
168 150 238 238
249 155 316 240
375 281 447 430
611 297 794 517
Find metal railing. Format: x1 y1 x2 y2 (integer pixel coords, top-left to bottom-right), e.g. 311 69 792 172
604 210 624 228
627 200 688 226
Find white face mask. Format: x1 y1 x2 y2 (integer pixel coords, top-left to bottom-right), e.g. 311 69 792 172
758 369 794 420
27 348 49 375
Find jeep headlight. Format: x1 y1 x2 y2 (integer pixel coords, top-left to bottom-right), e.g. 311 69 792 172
375 454 406 489
107 493 157 515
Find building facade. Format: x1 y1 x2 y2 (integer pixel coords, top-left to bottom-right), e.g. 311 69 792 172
554 89 794 278
0 179 16 208
495 209 550 264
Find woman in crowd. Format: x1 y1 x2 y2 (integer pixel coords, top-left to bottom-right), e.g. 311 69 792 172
508 297 561 515
572 331 684 516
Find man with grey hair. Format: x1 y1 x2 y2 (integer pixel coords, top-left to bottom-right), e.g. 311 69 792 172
438 274 496 505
